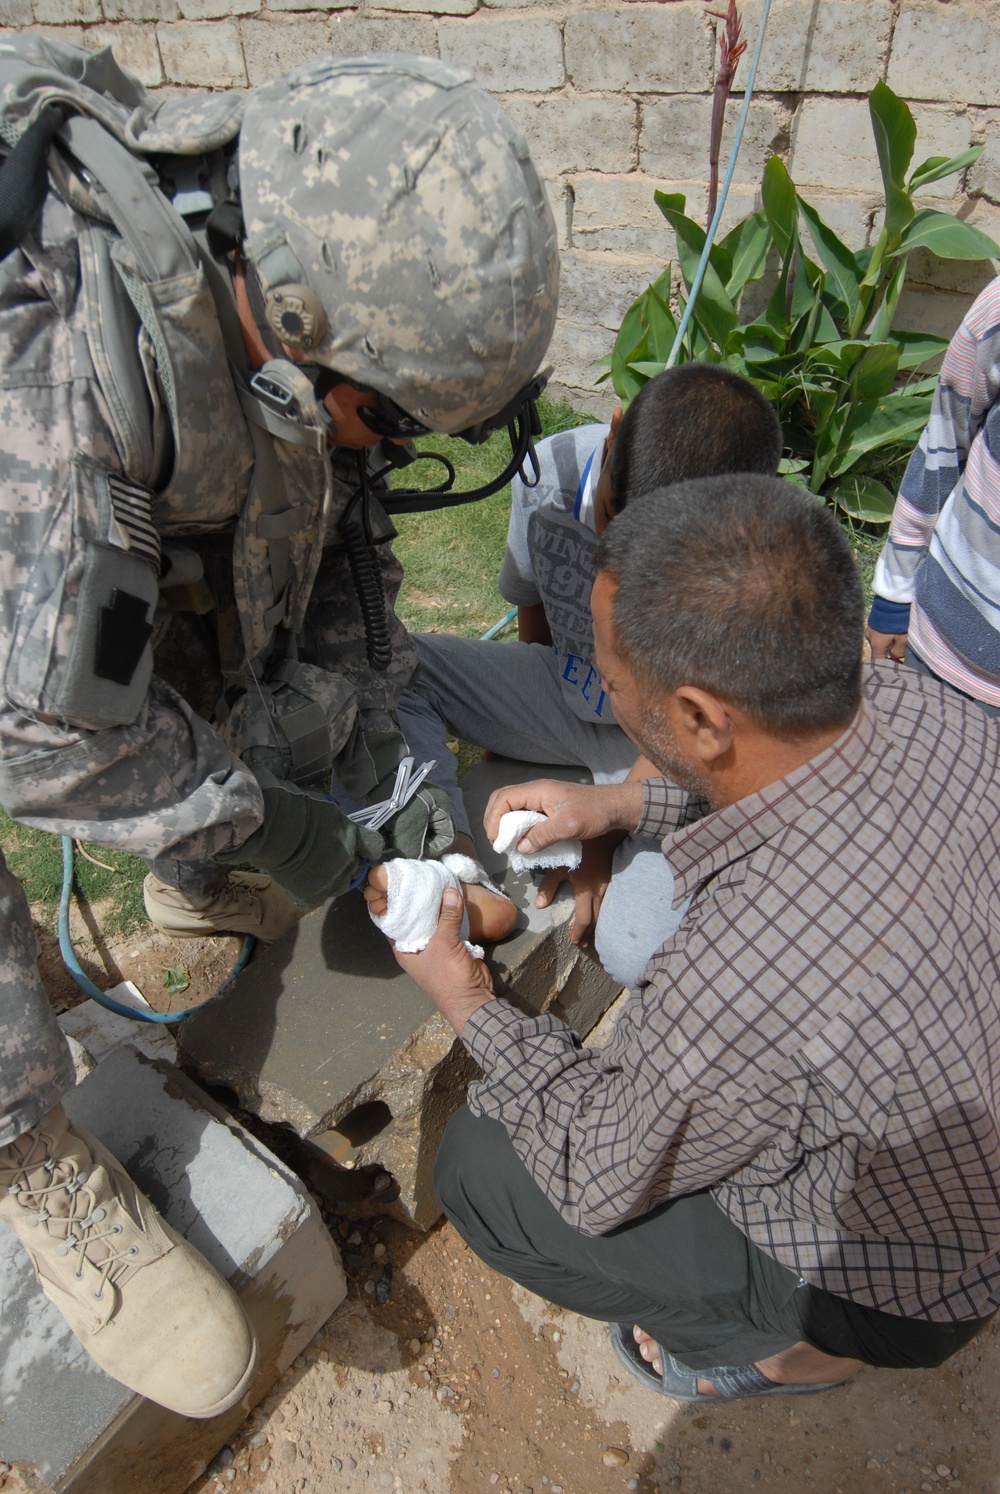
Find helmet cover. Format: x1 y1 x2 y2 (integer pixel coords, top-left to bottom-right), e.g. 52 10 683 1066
238 53 559 435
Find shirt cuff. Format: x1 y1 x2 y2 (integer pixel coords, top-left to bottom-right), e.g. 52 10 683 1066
462 999 569 1072
639 776 695 837
867 596 912 634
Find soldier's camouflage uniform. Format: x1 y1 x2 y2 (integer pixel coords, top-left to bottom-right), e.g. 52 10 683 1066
0 38 558 1139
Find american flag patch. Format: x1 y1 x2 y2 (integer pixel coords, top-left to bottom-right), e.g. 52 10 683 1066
107 473 161 571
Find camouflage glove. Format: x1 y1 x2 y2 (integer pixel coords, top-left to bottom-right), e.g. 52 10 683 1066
335 728 409 800
339 728 455 859
378 782 455 861
216 772 383 907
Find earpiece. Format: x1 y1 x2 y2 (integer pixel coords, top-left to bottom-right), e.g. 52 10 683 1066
263 285 328 350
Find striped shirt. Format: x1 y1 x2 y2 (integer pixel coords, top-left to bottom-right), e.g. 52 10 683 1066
464 665 1000 1323
869 275 1000 706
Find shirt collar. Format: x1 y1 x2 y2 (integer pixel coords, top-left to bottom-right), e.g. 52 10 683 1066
667 699 883 900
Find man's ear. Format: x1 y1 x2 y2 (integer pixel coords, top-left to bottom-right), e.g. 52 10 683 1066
673 685 734 764
608 406 624 447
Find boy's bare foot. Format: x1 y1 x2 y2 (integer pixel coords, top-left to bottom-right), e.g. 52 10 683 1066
363 862 390 918
449 833 518 944
363 845 517 945
463 879 518 943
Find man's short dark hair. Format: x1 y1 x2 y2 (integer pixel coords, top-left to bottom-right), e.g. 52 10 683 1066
608 363 782 515
597 474 864 737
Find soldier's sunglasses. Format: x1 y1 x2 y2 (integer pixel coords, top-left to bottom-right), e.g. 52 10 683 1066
298 364 430 440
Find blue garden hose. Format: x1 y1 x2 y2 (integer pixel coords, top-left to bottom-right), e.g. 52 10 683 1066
481 607 517 641
59 835 255 1023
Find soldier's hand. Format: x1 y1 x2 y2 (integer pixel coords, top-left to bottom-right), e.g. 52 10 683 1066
381 784 454 860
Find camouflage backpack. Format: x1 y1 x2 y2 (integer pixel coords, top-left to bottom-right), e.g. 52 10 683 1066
0 34 358 786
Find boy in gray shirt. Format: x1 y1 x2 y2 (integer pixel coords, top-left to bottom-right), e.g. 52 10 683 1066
398 364 781 979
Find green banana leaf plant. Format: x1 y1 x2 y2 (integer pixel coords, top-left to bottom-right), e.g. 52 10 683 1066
604 82 1000 523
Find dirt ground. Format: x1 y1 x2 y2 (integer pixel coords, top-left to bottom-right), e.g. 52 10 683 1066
14 905 1000 1494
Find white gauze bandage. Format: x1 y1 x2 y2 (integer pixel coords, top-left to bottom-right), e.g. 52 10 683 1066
368 855 499 957
491 810 582 874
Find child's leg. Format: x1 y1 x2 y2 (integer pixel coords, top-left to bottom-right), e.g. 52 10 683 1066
398 633 636 784
594 836 689 988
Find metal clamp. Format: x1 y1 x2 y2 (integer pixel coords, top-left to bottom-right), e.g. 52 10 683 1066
348 757 437 832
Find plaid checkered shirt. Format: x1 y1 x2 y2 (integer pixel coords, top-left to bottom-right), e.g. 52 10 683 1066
463 665 1000 1323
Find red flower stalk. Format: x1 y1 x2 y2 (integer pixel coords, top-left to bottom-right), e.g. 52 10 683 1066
705 1 748 225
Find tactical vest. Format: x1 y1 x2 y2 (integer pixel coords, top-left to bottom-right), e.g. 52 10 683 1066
0 34 360 786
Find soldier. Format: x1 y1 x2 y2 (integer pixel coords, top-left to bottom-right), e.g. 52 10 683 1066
0 37 557 1414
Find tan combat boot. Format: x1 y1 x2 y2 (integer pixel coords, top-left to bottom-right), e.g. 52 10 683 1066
0 1105 257 1418
143 869 301 941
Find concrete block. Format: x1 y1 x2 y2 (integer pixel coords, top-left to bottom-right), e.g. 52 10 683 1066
0 1045 344 1494
178 759 623 1232
565 3 712 95
895 284 979 344
558 249 667 336
83 23 164 84
180 0 257 22
968 115 1000 204
59 998 178 1082
266 0 351 10
742 0 893 94
157 19 246 84
19 21 87 41
439 14 564 91
546 317 622 409
570 172 706 257
959 195 1000 265
102 0 178 23
375 0 477 13
545 175 571 253
32 0 101 24
324 12 439 58
903 239 997 299
909 104 975 175
0 0 32 23
640 94 789 187
242 17 333 84
715 181 763 238
888 1 1000 107
789 98 884 194
501 93 638 177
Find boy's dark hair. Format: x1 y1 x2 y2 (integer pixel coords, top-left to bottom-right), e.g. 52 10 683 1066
597 474 864 738
608 363 782 515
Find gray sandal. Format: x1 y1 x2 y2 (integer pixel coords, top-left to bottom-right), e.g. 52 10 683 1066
609 1323 847 1403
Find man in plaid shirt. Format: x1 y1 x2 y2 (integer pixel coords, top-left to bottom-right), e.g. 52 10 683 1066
375 473 1000 1403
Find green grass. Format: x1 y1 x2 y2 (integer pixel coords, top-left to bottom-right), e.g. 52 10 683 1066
393 396 596 637
0 811 149 935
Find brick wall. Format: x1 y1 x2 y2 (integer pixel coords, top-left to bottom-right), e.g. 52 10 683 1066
4 0 999 414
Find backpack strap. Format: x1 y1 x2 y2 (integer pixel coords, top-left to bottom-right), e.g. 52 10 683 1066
0 101 65 259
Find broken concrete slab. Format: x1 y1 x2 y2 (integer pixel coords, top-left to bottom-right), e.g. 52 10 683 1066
178 758 624 1230
59 997 177 1082
0 1044 345 1494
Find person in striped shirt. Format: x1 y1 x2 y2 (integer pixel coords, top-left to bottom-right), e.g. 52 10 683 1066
866 275 1000 715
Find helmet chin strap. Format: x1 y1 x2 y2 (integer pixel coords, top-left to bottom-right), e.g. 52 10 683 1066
375 385 544 516
344 390 544 671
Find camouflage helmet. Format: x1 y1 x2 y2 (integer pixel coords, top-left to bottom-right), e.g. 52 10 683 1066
238 53 559 436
